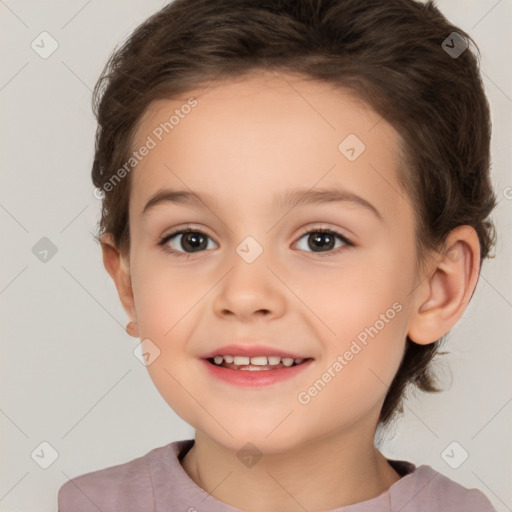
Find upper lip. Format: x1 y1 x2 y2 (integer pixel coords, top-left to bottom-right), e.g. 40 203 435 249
201 344 312 360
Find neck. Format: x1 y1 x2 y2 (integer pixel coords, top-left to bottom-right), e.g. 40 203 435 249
181 420 401 511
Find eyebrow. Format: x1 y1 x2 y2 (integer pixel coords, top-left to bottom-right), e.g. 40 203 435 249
142 187 382 220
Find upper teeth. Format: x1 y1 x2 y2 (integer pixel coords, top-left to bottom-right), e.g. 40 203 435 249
213 355 305 366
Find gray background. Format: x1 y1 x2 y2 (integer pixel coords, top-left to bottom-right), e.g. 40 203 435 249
0 1 510 511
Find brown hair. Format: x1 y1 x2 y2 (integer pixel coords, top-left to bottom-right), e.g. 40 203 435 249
91 0 496 428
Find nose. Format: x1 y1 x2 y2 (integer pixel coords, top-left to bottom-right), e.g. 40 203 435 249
212 256 287 322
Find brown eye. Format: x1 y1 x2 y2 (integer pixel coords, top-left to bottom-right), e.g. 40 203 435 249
159 228 217 255
295 228 351 254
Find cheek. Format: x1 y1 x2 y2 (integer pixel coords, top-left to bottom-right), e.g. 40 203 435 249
300 246 413 389
295 302 408 431
302 249 413 339
130 252 207 337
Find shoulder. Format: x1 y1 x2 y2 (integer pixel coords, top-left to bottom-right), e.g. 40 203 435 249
389 463 496 512
58 444 168 512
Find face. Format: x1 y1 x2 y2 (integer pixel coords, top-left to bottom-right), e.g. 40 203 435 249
125 71 420 453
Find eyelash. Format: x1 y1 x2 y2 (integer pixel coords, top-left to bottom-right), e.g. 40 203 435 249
157 225 354 258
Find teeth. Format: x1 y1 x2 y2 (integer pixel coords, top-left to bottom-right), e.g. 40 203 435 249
250 356 268 366
210 355 306 367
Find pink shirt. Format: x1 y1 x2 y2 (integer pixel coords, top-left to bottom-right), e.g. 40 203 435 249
58 439 496 511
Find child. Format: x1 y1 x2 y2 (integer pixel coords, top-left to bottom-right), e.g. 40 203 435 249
58 0 498 510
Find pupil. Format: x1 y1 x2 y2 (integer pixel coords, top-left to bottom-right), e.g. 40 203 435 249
309 232 334 251
182 232 207 252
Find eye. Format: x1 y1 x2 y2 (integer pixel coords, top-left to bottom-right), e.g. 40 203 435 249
294 227 352 256
158 225 353 258
158 226 217 256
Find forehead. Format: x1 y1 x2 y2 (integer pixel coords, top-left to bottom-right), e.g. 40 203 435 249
129 71 407 220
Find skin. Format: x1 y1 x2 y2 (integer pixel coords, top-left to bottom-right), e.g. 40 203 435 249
101 70 481 512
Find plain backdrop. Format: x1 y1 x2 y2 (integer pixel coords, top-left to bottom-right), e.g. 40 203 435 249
1 1 511 511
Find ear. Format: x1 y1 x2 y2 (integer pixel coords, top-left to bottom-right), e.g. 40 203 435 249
100 233 139 337
407 225 481 345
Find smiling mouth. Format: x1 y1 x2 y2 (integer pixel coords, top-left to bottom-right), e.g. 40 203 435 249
206 355 313 371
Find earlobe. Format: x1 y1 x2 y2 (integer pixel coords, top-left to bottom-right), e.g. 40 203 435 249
100 233 138 332
407 226 481 345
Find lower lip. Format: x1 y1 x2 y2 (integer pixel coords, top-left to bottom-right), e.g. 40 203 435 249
201 358 314 387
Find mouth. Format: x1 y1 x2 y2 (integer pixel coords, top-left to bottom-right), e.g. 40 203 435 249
201 355 314 387
205 355 314 371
